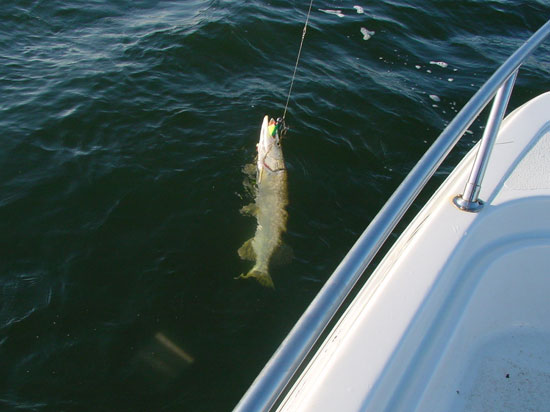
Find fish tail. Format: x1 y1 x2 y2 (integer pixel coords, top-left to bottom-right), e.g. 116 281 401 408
237 269 274 288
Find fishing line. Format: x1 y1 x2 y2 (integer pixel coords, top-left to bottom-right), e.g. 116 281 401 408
282 0 314 121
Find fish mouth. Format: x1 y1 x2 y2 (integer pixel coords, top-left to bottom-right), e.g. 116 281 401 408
257 115 285 174
258 115 272 150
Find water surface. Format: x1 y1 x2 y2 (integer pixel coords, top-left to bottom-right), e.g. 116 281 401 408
1 1 549 410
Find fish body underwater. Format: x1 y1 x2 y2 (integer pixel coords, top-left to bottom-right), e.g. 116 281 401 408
238 115 288 288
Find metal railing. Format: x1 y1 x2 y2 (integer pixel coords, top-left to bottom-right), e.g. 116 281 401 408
234 19 550 412
453 70 518 212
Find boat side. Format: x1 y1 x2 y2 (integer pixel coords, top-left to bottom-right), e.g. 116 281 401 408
277 93 550 412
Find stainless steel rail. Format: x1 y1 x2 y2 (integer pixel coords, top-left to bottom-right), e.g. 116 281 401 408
234 19 550 412
453 70 518 212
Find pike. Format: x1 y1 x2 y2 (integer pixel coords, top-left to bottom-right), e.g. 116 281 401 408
238 115 288 288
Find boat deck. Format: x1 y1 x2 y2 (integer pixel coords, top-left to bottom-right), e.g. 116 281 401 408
277 93 550 412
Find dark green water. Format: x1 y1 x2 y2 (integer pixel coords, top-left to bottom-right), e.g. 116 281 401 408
1 1 549 411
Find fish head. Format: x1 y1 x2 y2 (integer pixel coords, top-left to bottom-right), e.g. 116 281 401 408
257 115 285 174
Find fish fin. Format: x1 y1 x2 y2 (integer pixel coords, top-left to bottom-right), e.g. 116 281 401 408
242 176 256 197
238 238 256 261
242 163 257 178
242 163 257 196
272 242 294 265
258 167 264 184
240 203 258 217
236 270 274 289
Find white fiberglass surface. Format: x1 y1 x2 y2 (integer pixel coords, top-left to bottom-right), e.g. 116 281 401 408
387 197 550 411
415 235 550 412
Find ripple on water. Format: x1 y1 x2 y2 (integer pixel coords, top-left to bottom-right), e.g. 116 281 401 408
1 271 53 330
